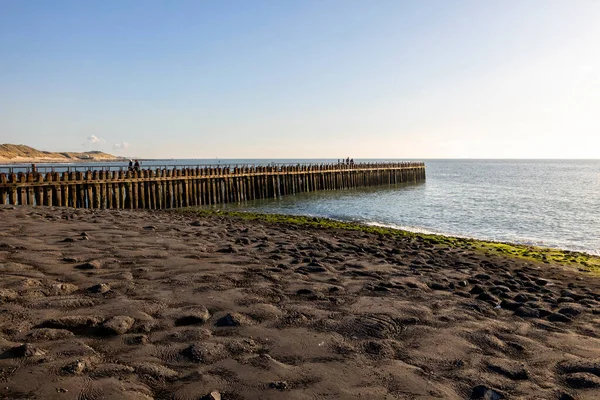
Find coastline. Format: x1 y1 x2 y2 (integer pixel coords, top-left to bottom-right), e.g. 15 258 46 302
362 220 600 258
180 209 600 274
0 143 125 165
0 205 599 399
0 157 125 165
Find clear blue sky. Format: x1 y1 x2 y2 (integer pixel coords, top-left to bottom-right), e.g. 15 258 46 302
1 0 599 158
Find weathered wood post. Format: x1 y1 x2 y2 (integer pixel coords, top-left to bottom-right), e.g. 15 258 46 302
8 173 17 205
43 173 53 206
52 172 61 206
18 173 27 205
60 172 69 207
0 173 7 205
98 170 106 208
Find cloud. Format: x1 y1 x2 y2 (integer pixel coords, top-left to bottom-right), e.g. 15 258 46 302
86 135 106 144
82 135 107 148
113 142 130 151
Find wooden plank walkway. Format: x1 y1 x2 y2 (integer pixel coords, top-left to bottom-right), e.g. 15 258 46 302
0 162 425 209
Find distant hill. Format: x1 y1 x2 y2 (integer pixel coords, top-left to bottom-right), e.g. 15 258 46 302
0 144 123 163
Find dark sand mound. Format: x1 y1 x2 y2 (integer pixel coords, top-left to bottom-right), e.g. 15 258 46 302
0 205 599 399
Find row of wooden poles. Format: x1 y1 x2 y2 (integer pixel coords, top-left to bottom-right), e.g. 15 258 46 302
0 162 425 209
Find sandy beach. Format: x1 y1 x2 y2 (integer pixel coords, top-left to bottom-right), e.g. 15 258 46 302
0 205 598 399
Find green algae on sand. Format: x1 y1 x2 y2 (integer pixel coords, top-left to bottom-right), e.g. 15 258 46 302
177 209 600 276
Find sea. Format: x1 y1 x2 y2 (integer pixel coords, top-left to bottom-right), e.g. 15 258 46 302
2 159 599 255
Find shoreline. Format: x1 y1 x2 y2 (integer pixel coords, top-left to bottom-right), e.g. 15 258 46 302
0 157 126 165
362 220 600 258
0 205 599 399
0 143 125 165
178 208 600 275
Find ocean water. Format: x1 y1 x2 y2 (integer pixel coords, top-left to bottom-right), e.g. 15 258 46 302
214 159 600 256
2 159 598 255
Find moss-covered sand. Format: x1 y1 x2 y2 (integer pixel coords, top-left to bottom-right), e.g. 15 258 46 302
178 209 600 275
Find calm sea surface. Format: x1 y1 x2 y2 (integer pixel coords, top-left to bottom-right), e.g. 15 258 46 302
215 159 600 256
2 159 598 255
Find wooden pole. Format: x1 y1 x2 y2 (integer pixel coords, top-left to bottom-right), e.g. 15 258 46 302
0 173 7 205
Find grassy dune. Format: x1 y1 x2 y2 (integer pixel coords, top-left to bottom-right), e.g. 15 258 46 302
0 143 121 163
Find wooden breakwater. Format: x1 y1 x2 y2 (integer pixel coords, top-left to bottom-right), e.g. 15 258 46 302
0 162 425 209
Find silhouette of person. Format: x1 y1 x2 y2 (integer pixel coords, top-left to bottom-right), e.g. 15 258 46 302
134 160 140 172
128 160 133 171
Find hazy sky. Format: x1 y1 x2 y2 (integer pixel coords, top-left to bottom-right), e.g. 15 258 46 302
1 1 599 159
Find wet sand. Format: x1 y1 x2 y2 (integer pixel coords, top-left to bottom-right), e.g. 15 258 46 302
0 205 599 399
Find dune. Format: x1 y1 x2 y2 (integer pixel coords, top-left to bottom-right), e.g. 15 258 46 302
0 144 122 164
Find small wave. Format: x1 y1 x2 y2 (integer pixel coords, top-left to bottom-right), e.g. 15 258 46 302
364 221 442 236
362 221 599 256
362 221 484 241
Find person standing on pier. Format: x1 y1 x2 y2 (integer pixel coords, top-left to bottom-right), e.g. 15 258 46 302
134 160 140 172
